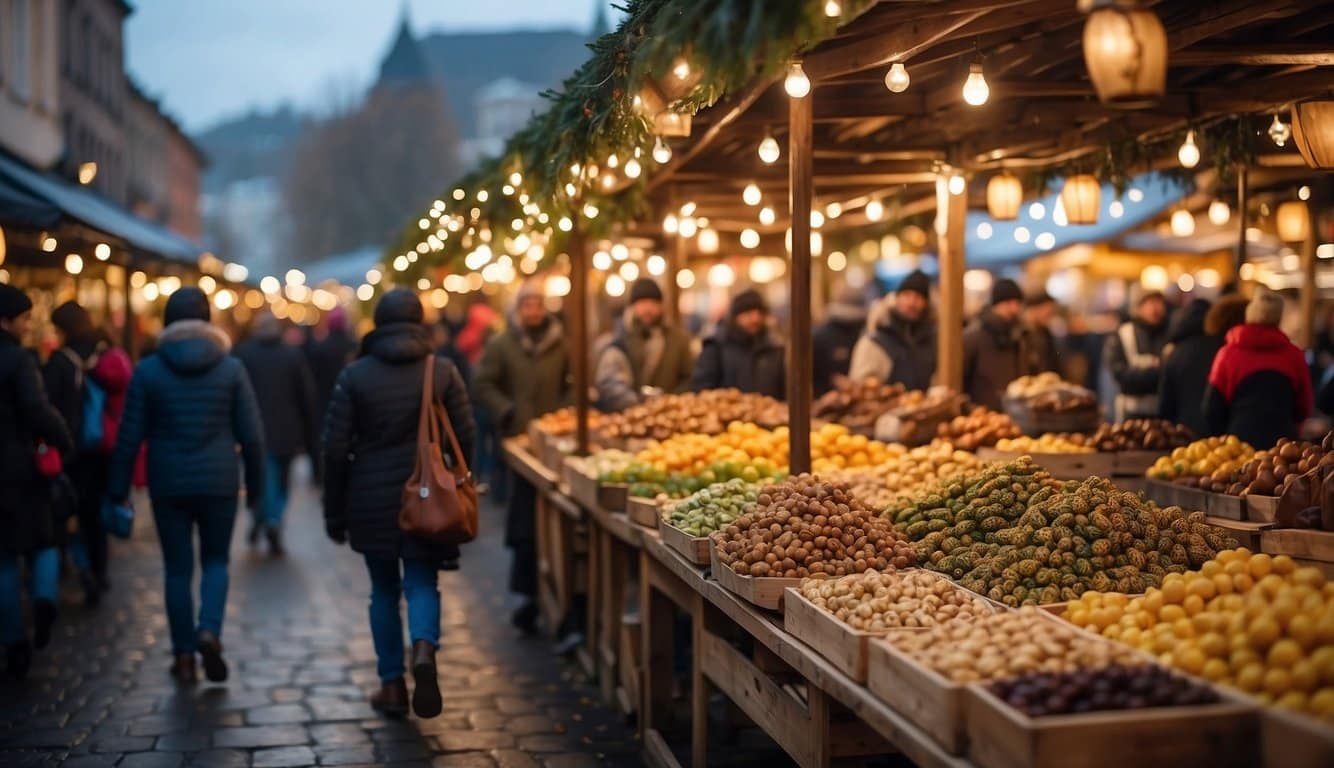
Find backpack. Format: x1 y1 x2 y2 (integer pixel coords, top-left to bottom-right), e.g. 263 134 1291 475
62 344 126 455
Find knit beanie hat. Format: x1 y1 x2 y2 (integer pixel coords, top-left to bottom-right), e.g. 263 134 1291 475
1026 290 1054 307
898 270 931 300
515 279 544 305
628 278 663 304
0 284 33 320
373 287 425 326
730 288 767 317
164 287 211 326
991 278 1023 306
51 301 94 337
1245 290 1284 326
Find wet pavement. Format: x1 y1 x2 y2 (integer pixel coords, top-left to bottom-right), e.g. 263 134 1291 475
0 477 641 767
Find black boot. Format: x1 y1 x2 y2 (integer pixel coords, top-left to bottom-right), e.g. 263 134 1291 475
32 600 56 649
197 630 228 682
370 678 409 718
510 600 539 636
410 640 441 718
247 520 264 546
265 525 285 557
169 654 197 685
6 642 32 680
81 571 103 608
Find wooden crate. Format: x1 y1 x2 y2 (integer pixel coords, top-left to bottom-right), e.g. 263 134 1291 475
599 483 629 513
1261 529 1334 563
626 496 661 529
1143 477 1211 513
976 448 1115 481
866 637 969 754
1112 450 1166 477
1247 493 1280 524
709 546 800 612
784 587 885 683
1262 706 1334 768
964 683 1259 768
657 517 710 565
540 434 573 474
1209 492 1247 521
563 458 601 509
1206 516 1270 552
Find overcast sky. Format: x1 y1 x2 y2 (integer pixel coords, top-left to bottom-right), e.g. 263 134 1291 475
125 0 602 133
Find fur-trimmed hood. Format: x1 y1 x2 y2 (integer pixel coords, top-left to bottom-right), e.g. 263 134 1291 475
866 293 935 334
156 320 232 376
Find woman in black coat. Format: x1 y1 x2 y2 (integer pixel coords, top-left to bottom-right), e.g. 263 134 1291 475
1158 295 1249 437
321 289 476 720
0 285 74 680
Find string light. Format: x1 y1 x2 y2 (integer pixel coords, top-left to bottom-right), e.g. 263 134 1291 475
1208 200 1231 226
1108 200 1125 219
41 236 57 252
1028 202 1046 220
884 62 910 93
1298 185 1311 202
623 158 642 179
742 182 762 206
962 62 989 106
758 206 776 226
678 217 698 238
865 199 884 221
740 228 760 249
646 255 666 275
976 222 993 239
810 210 825 228
672 59 690 80
784 62 810 98
557 216 573 232
676 269 695 289
825 202 843 219
697 228 720 254
758 132 781 164
1268 113 1292 147
1013 226 1031 243
1177 130 1200 169
1170 208 1195 237
652 137 672 164
65 254 83 275
947 174 966 196
823 0 841 17
94 243 111 261
663 213 679 234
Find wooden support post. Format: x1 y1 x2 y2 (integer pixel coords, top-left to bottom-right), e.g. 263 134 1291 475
570 229 591 456
936 175 966 392
1235 166 1249 280
690 591 709 768
1300 197 1318 349
788 86 814 476
666 189 683 326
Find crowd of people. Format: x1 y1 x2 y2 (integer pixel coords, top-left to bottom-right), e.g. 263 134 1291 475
0 269 1321 717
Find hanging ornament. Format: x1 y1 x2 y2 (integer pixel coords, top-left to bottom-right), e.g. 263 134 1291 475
1060 175 1101 225
1082 2 1167 108
884 62 910 93
1268 114 1292 147
1177 130 1200 169
986 172 1022 220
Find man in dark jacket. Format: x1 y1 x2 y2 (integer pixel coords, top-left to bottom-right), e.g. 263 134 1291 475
849 270 936 389
1205 290 1312 449
234 312 318 554
0 285 73 680
321 288 475 719
1157 299 1220 437
473 283 571 634
108 288 265 685
595 278 694 411
812 286 867 396
1104 291 1169 422
963 279 1030 411
1023 291 1061 375
304 306 355 441
690 288 786 400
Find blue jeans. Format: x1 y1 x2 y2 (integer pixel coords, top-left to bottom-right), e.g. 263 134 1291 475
364 555 441 682
262 455 292 527
0 548 60 645
152 497 237 654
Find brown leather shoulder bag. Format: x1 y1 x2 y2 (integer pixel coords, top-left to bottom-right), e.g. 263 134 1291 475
400 354 479 544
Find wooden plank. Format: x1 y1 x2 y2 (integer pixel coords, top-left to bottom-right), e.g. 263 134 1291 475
1261 529 1334 563
643 728 685 768
964 683 1259 768
711 546 801 612
503 437 559 489
658 517 711 565
937 175 965 392
1205 515 1269 552
627 496 661 529
976 448 1114 481
599 482 630 514
570 231 590 455
805 11 990 81
1262 707 1334 768
1210 493 1247 521
867 638 968 755
1247 494 1280 524
1173 42 1334 66
1112 450 1167 477
1142 477 1211 514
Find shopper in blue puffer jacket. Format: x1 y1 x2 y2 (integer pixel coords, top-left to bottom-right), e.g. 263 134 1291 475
108 287 265 686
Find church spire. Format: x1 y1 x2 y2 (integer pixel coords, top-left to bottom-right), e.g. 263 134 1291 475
590 1 610 37
377 3 432 88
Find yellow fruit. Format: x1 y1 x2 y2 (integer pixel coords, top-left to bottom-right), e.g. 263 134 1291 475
1316 613 1334 645
1142 590 1164 616
1212 574 1235 596
1161 580 1186 606
1236 664 1266 692
1176 646 1207 675
1202 658 1229 682
1172 617 1197 639
1275 691 1308 711
1288 614 1318 650
1294 567 1327 590
1271 597 1300 628
1310 688 1334 718
1248 554 1274 579
1291 659 1320 693
1067 607 1090 627
1200 561 1222 578
1183 593 1205 616
1312 646 1334 686
1230 648 1261 672
1160 604 1187 624
1248 616 1281 650
1265 667 1293 697
1268 639 1304 669
1198 632 1228 659
1272 555 1296 576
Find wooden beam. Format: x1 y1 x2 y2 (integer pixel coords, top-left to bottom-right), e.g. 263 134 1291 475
1235 166 1249 278
569 229 590 456
788 90 814 476
805 11 990 81
1173 43 1334 66
646 76 777 194
1301 197 1318 348
1168 0 1308 51
937 177 966 393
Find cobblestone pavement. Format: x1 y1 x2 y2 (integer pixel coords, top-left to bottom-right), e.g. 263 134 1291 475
0 478 642 767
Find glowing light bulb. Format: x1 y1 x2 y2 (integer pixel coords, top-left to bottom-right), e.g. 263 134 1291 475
823 0 841 17
1177 130 1200 169
810 210 825 228
864 199 883 221
672 59 690 80
976 222 993 239
1208 200 1231 226
1013 226 1031 243
740 228 760 249
948 174 966 196
94 243 111 260
758 134 781 164
65 253 83 275
962 62 989 106
1298 185 1311 202
653 137 672 164
623 158 642 179
758 206 776 226
1035 232 1056 251
1028 202 1046 220
678 217 698 238
742 182 762 206
784 62 810 98
825 202 843 219
1108 200 1125 219
663 213 679 234
1268 114 1291 147
1170 209 1195 237
884 62 910 93
697 228 720 254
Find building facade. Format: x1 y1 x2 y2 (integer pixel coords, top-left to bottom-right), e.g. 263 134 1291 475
0 0 63 168
58 0 131 203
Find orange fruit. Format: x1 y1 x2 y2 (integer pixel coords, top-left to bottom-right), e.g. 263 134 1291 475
1202 658 1229 682
1213 574 1235 596
1268 638 1303 669
1275 691 1308 711
1183 594 1205 616
1235 663 1265 692
1248 553 1274 579
1272 555 1296 576
1290 659 1320 693
1188 577 1217 601
1176 646 1206 674
1161 579 1187 605
1264 667 1293 697
1248 616 1281 650
1309 688 1334 718
1198 632 1228 659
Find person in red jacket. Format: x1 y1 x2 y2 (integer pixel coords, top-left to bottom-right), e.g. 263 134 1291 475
1204 290 1312 449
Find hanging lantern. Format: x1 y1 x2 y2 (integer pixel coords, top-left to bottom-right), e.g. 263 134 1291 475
1060 175 1101 225
1277 201 1310 243
986 173 1022 220
1082 3 1167 108
1291 100 1334 169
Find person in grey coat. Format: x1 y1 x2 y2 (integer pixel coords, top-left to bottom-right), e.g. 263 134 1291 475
595 278 693 411
962 279 1030 411
848 270 937 390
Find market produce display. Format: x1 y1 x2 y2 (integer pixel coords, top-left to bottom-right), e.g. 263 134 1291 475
824 442 982 512
812 379 905 432
1146 436 1255 484
799 569 992 631
662 479 757 537
597 389 785 442
1005 373 1099 413
987 664 1218 716
1061 548 1334 719
935 406 1022 450
1082 419 1194 452
1206 437 1333 497
532 407 601 436
890 459 1237 605
714 475 917 578
889 606 1143 684
994 434 1095 454
578 450 637 479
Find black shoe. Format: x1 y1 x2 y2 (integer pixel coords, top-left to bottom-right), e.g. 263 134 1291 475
370 678 409 718
197 631 228 682
510 600 539 636
554 631 585 658
81 572 103 608
440 558 460 572
32 600 56 649
410 640 441 718
6 642 31 680
248 520 264 546
169 653 197 685
265 526 285 557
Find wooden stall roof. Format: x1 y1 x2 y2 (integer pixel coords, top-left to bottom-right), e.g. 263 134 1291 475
640 0 1334 241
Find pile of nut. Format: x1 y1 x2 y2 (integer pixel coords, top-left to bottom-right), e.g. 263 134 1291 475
824 443 982 512
714 475 917 578
813 378 907 431
1005 373 1098 413
889 606 1143 684
598 389 785 441
1084 419 1194 452
799 570 992 631
988 665 1217 716
936 406 1023 450
995 434 1095 454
